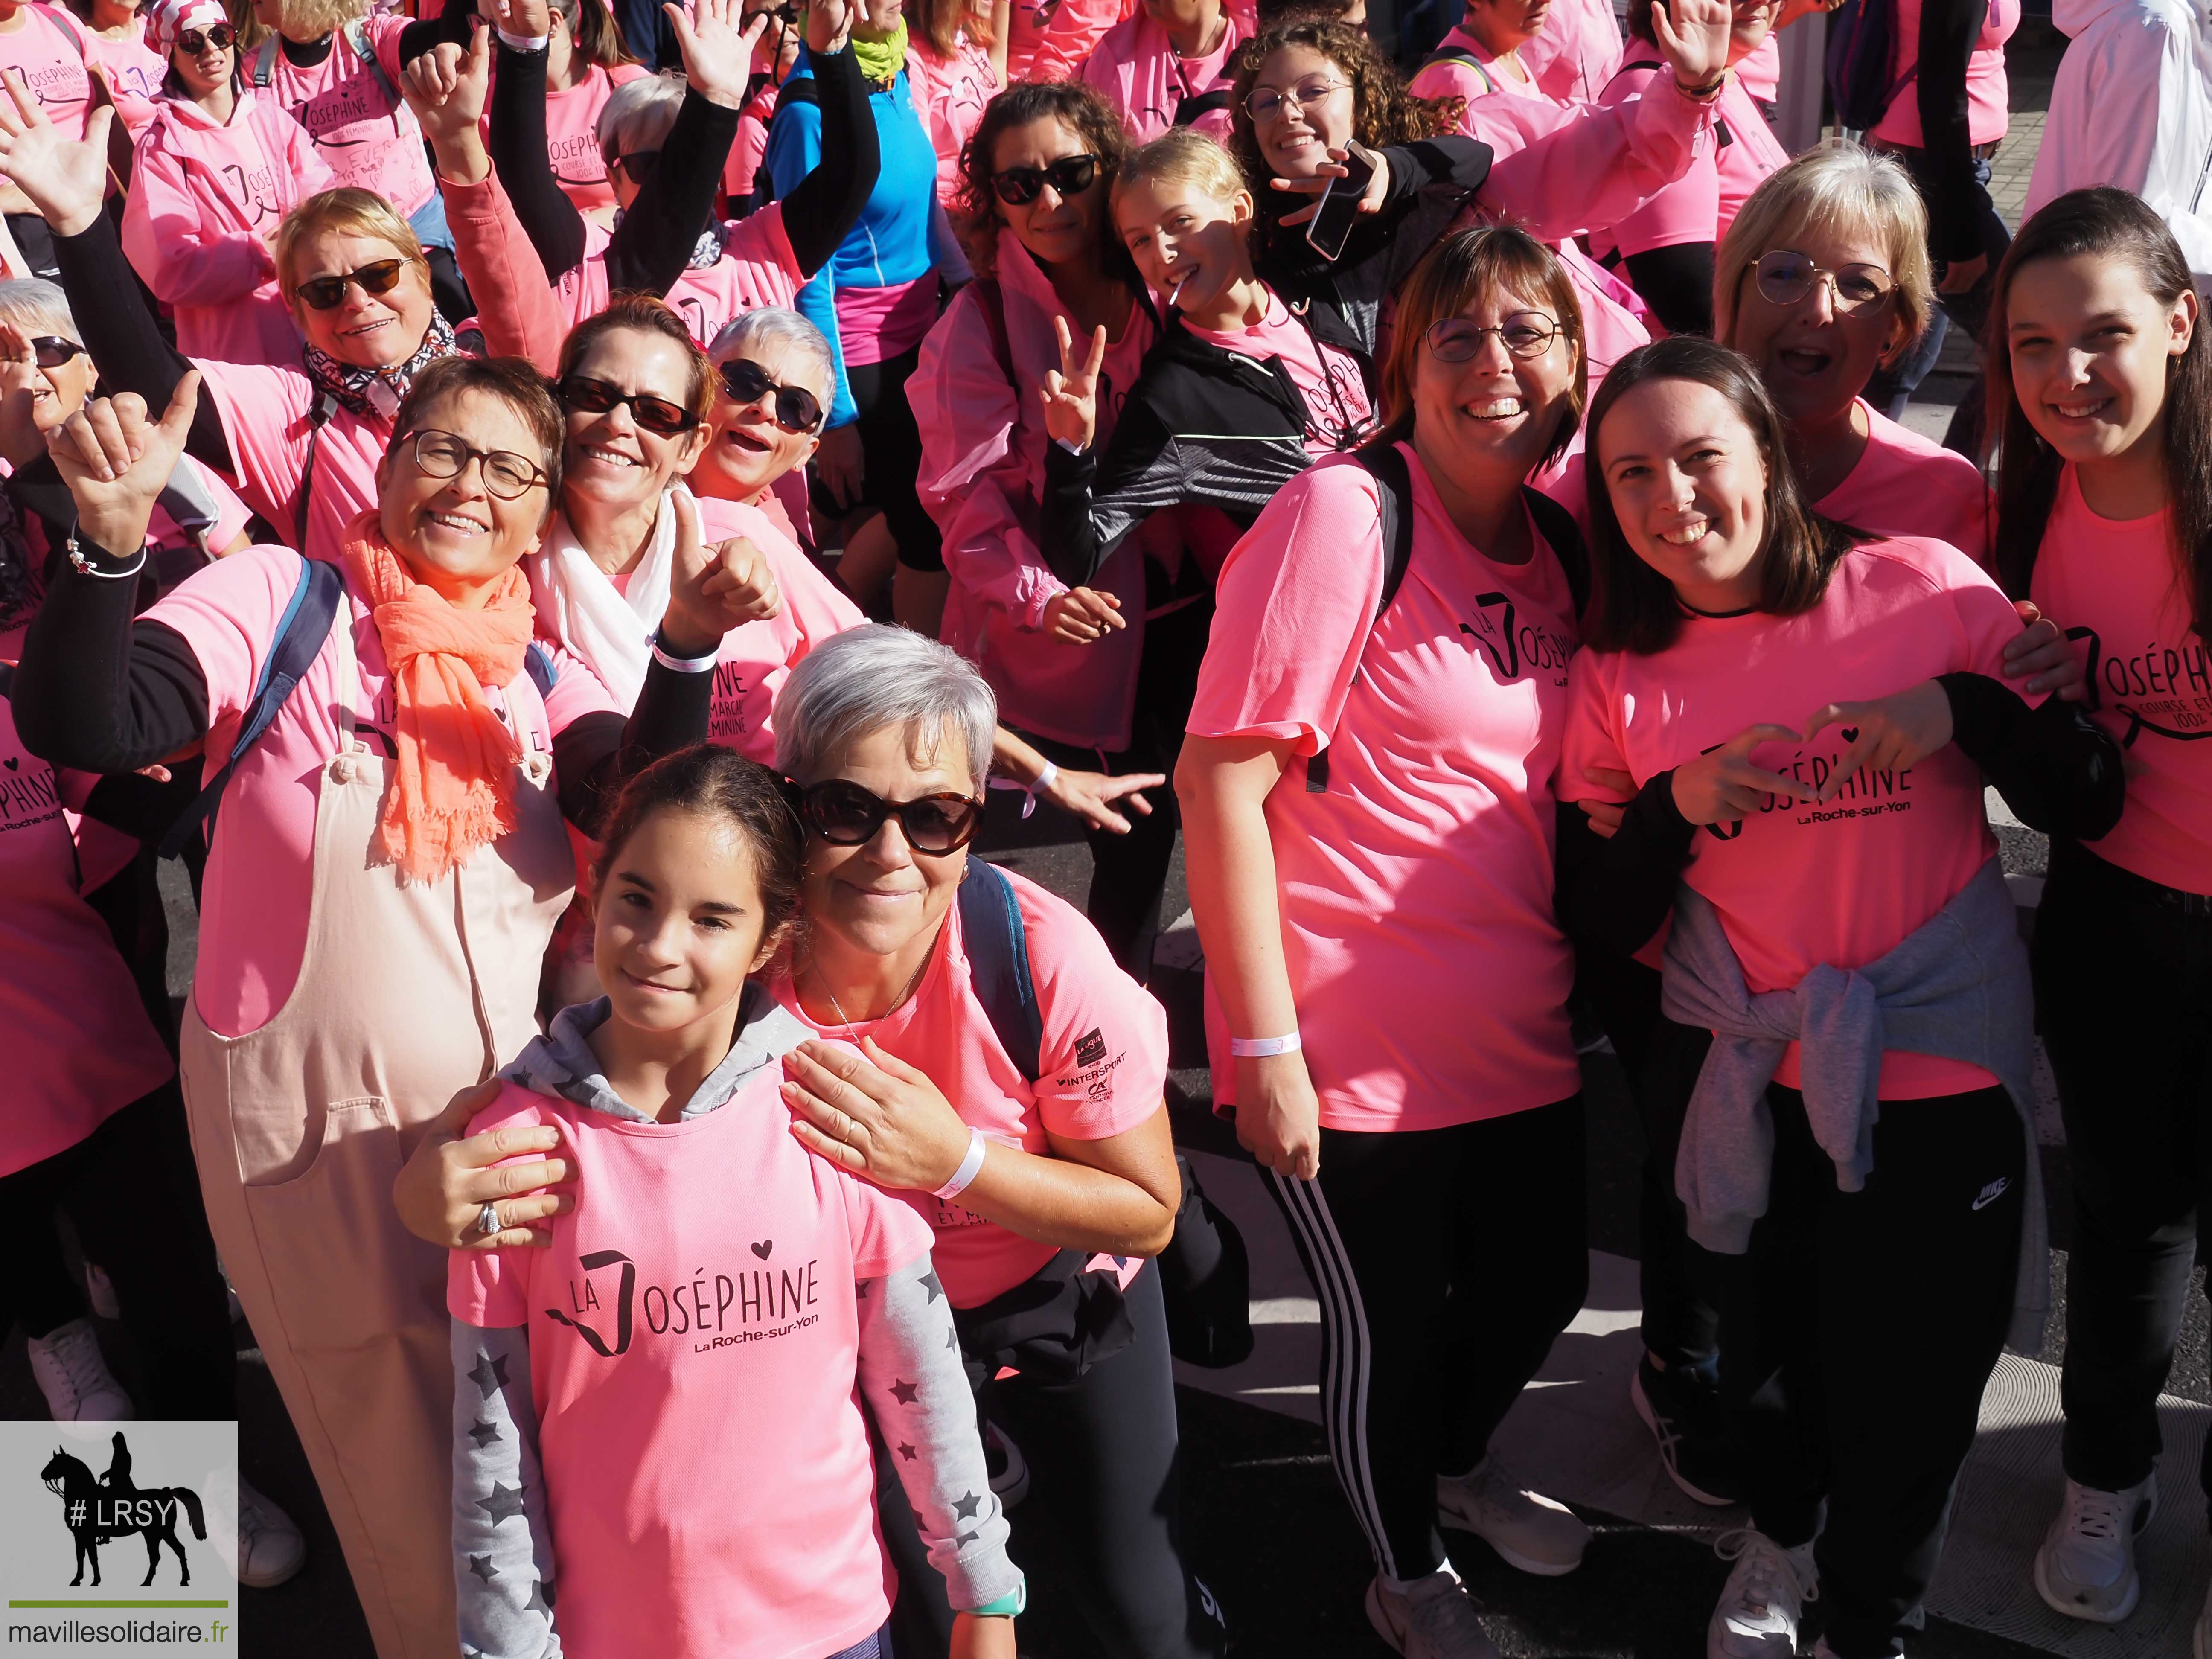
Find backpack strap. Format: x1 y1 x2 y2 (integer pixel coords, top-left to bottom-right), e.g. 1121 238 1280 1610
524 641 558 699
343 16 400 105
158 556 344 859
957 858 1044 1084
1519 485 1591 619
968 276 1015 390
1173 86 1234 127
252 34 279 87
46 5 88 59
1307 445 1413 794
1420 44 1498 96
294 387 342 550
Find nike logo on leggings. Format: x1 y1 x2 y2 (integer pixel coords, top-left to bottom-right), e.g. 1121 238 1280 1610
1972 1177 2011 1212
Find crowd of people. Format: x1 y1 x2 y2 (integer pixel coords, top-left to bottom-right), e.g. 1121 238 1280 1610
0 0 2206 1650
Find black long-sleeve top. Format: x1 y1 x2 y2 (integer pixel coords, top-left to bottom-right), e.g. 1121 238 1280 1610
489 38 876 297
1911 0 1993 265
1557 674 2128 961
10 536 710 837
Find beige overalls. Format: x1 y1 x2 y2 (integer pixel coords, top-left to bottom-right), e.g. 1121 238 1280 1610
179 605 572 1659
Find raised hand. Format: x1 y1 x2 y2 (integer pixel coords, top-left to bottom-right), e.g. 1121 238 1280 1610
487 0 552 41
1040 316 1104 452
47 374 201 559
1651 0 1732 91
0 70 111 238
1803 682 1955 802
1668 721 1813 825
401 26 493 161
669 0 771 108
806 0 856 52
662 493 783 653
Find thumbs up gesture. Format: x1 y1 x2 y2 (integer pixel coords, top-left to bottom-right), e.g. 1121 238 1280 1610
661 492 785 656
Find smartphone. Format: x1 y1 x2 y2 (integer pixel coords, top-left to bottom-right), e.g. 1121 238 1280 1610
1304 142 1378 264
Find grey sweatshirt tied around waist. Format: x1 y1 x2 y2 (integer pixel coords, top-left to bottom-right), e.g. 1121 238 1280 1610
1660 856 2049 1351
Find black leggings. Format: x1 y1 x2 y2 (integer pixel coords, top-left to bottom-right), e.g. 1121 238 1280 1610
879 1260 1226 1659
2037 840 2212 1511
0 1082 237 1420
1023 596 1213 981
1711 1072 2024 1658
812 341 944 572
1264 1098 1589 1584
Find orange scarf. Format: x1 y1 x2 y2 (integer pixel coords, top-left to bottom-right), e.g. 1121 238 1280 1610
342 512 536 885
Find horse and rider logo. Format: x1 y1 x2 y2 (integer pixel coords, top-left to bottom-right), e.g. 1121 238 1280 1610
39 1432 207 1587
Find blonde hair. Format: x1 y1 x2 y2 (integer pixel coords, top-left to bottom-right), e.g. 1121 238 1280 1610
1113 127 1246 211
273 0 369 41
274 188 428 303
1713 142 1935 352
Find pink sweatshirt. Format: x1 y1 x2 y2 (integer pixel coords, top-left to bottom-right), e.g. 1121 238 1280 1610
122 88 335 366
255 14 433 215
1081 4 1245 142
906 37 998 203
1518 0 1627 105
1008 0 1132 81
911 230 1179 750
1592 53 1787 256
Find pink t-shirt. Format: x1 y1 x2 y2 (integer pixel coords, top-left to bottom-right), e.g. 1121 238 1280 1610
1081 7 1244 142
0 698 175 1179
1596 55 1787 256
2030 466 2212 894
1187 445 1585 1132
146 544 620 1036
554 206 802 351
770 865 1168 1307
906 37 996 203
1869 0 2019 148
1561 536 2030 1097
0 4 95 139
695 496 862 758
1184 292 1374 457
834 274 939 370
1735 33 1779 105
536 60 649 218
257 16 434 215
84 14 164 134
199 360 388 559
450 1067 933 1659
1814 399 1991 566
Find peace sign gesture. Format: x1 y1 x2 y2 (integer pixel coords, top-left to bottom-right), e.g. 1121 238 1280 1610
1040 316 1106 453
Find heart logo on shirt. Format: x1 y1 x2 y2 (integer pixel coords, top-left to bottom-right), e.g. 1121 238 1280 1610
751 1240 773 1260
2 757 15 770
1839 728 1860 743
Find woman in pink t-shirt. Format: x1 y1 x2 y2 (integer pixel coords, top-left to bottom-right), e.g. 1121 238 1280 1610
120 0 335 366
1177 226 1600 1652
1588 0 1787 336
68 0 166 135
449 747 1022 1659
1987 191 2212 1633
1562 336 2120 1659
530 0 647 221
906 0 1001 198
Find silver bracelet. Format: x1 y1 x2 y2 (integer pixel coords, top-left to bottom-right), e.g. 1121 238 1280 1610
65 529 148 580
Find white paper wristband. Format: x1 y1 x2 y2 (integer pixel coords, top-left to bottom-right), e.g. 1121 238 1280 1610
1229 1032 1302 1058
1028 760 1059 796
933 1127 989 1201
495 26 551 49
650 628 720 673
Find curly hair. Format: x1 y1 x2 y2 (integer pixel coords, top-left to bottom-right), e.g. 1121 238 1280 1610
954 80 1138 284
1228 20 1452 187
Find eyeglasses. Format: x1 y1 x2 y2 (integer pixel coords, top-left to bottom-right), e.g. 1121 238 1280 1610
294 258 407 311
1425 313 1562 361
990 153 1100 206
396 428 549 501
175 22 235 52
1243 78 1349 123
791 777 986 856
1752 249 1896 313
611 151 660 183
717 357 824 433
27 335 83 369
559 374 701 436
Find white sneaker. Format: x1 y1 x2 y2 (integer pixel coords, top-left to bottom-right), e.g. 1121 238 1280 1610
26 1319 134 1421
236 1480 306 1589
84 1263 120 1321
2034 1474 2156 1624
1436 1456 1587 1576
1364 1566 1500 1659
1708 1528 1817 1657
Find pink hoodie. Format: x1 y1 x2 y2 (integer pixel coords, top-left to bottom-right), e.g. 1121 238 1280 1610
1010 0 1133 81
1516 0 1626 105
911 230 1180 750
907 36 998 203
121 87 334 366
1082 3 1246 142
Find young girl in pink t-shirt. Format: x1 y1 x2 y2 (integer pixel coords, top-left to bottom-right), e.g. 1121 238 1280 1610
1988 190 2212 1634
450 746 1022 1659
1560 335 2121 1659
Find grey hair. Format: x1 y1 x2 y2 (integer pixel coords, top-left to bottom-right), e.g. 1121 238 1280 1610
596 73 686 163
774 624 998 788
0 279 79 346
709 307 836 405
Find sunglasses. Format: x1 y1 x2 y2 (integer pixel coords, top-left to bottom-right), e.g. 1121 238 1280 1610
611 151 661 183
397 428 549 501
27 335 83 369
1425 313 1562 362
559 374 700 436
991 153 1100 206
294 257 406 311
717 357 824 433
175 22 235 52
791 778 985 856
1752 249 1896 314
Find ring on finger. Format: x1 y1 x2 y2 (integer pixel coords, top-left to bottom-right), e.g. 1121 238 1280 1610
473 1201 502 1238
